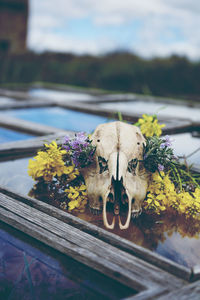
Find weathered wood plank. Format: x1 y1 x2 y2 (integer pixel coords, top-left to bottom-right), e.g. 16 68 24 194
123 287 170 300
0 88 56 104
0 100 55 110
0 192 186 293
0 133 71 160
156 280 200 300
0 89 31 100
0 186 191 281
191 265 200 282
94 93 200 108
0 132 68 151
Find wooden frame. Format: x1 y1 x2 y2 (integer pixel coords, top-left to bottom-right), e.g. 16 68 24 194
0 87 200 298
0 89 199 136
0 136 200 299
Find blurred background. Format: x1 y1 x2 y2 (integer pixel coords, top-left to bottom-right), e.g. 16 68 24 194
0 0 200 99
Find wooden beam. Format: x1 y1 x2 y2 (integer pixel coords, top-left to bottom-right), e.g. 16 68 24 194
156 280 200 300
0 100 55 110
0 133 71 160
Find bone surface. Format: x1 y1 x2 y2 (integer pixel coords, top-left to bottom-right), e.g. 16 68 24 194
82 121 148 230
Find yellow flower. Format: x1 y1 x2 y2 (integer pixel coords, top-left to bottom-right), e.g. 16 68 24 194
64 165 75 174
156 194 166 201
28 141 69 181
160 206 166 211
68 200 80 211
78 184 87 191
44 140 67 155
138 114 165 137
65 184 88 212
67 169 80 182
154 200 160 207
153 171 165 181
65 186 79 200
28 141 81 182
143 171 200 220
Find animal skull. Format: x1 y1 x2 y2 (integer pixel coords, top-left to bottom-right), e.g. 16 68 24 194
82 121 148 230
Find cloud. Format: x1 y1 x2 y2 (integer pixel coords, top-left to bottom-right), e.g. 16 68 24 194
29 30 116 55
28 0 200 60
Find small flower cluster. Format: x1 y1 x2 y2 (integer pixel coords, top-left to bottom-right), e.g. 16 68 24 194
28 141 75 182
137 113 200 221
143 171 200 220
28 141 88 212
63 132 96 168
143 135 174 174
137 114 165 137
63 184 88 212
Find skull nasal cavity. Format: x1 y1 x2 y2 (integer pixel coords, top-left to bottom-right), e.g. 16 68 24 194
108 192 114 202
122 193 128 203
98 156 108 174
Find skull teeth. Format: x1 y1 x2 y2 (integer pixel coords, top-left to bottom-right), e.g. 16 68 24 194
89 207 102 215
131 208 142 218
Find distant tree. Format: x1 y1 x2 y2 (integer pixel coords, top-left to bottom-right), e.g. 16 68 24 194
0 51 200 100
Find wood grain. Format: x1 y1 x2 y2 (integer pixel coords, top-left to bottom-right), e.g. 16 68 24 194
156 280 200 300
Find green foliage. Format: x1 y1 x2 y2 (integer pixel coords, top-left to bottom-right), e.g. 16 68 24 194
169 162 200 192
1 51 200 99
143 136 174 173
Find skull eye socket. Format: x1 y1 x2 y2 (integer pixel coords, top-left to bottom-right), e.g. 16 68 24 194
128 158 138 174
98 156 108 174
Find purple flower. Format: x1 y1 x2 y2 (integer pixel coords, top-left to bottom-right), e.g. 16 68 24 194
72 132 90 149
63 144 71 151
63 135 70 144
160 135 172 148
62 131 95 168
76 132 87 143
143 154 147 160
72 151 80 167
160 143 166 149
71 140 80 149
158 164 164 171
77 132 85 137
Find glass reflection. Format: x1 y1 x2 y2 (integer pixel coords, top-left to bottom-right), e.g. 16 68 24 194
0 222 135 300
4 107 111 133
0 127 33 143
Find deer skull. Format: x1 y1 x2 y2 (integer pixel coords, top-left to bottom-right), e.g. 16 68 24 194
82 121 148 230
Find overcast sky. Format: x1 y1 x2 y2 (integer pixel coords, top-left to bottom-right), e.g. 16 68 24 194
28 0 200 60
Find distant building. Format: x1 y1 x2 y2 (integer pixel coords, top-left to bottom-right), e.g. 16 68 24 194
0 0 28 54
